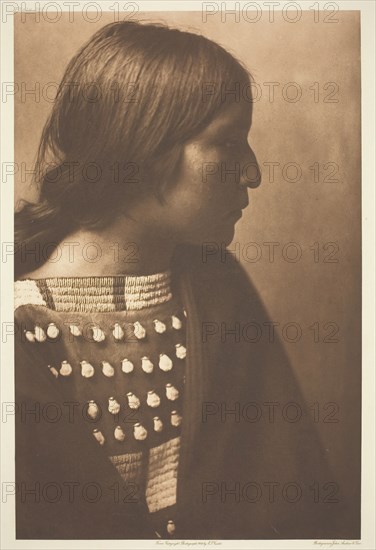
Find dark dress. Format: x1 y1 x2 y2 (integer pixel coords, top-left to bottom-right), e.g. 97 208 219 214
14 244 358 539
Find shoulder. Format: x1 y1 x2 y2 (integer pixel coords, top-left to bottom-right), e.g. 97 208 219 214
173 243 259 294
172 244 267 319
173 243 251 280
14 279 57 351
14 279 47 312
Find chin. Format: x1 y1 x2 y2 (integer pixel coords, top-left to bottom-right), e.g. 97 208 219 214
218 223 237 246
206 226 236 247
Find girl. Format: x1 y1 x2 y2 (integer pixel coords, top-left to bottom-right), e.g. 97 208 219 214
14 20 345 540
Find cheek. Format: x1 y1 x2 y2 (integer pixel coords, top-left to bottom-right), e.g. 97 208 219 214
170 182 225 232
176 147 233 215
161 144 243 242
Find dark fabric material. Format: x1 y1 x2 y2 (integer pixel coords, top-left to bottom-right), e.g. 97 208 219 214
172 245 359 539
14 244 359 539
15 330 155 539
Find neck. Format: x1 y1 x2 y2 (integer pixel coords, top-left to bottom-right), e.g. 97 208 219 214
24 216 177 279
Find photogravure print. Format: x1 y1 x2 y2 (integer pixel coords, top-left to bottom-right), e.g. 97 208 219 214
1 1 372 548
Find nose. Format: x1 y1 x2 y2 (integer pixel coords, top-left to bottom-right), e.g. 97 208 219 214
239 146 262 189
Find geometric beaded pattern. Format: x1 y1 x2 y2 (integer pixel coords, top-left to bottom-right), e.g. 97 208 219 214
146 437 181 513
14 279 47 310
109 452 144 483
15 272 173 312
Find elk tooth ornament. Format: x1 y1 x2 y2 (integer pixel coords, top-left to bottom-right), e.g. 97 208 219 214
48 365 59 378
175 343 186 359
133 321 146 340
171 315 182 330
147 390 160 408
69 324 82 337
159 353 173 372
87 400 100 420
108 397 121 415
141 356 154 374
167 520 176 535
114 426 126 442
34 325 46 343
171 410 182 427
153 319 166 334
121 358 134 374
153 416 163 432
24 330 35 343
93 429 105 446
101 360 115 377
46 323 59 339
133 423 147 441
127 392 140 410
80 360 95 378
59 360 72 377
92 325 105 342
166 383 179 401
112 323 124 341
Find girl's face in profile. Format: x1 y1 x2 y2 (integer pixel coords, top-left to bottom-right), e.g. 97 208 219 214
130 98 260 247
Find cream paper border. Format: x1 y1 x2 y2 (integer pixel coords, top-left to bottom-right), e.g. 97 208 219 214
1 1 374 549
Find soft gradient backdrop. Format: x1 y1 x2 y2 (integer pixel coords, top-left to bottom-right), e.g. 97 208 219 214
15 10 361 523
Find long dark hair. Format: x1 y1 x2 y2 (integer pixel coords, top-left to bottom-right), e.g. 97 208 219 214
15 19 251 277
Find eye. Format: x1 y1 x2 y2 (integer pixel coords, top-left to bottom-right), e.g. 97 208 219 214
220 138 242 149
224 140 239 148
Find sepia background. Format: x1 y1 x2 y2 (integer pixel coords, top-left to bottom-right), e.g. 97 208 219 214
14 10 361 527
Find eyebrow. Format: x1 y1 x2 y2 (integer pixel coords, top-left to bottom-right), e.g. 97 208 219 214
208 110 253 134
212 119 252 135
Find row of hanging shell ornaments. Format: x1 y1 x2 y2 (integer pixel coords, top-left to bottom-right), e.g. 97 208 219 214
48 347 186 379
85 386 180 421
93 410 182 445
23 313 186 343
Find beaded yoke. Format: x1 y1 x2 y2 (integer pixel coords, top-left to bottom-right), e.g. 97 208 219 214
14 270 186 538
